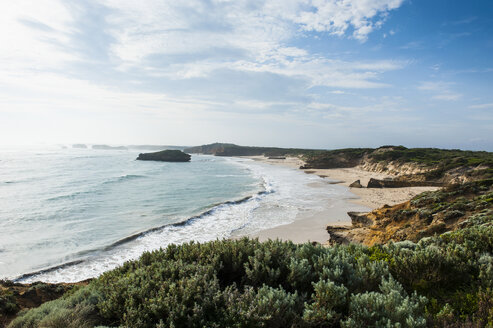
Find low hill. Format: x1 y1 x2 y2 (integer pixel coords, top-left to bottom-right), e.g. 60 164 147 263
184 142 309 157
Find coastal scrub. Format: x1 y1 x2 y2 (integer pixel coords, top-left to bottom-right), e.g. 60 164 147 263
9 225 493 327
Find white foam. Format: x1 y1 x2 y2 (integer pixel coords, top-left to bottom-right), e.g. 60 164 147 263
20 158 353 283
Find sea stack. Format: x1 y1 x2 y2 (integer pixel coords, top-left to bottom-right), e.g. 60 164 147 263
136 150 191 162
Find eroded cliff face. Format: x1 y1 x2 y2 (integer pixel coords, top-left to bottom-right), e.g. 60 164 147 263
303 146 493 187
357 156 488 186
327 179 493 246
358 160 432 177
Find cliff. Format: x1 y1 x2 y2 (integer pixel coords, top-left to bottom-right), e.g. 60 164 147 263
327 178 493 245
136 150 191 162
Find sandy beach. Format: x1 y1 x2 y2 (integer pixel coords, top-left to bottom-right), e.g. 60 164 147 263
243 156 440 244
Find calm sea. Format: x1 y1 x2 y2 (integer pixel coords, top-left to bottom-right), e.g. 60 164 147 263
0 146 354 283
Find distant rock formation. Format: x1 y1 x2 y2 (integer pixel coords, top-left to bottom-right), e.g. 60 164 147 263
92 145 128 150
137 150 191 162
72 144 87 149
349 180 363 188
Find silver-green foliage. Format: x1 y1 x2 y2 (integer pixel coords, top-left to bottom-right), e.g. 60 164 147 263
303 279 348 326
10 225 493 327
341 276 427 328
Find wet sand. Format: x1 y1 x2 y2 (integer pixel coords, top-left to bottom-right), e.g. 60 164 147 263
242 156 439 244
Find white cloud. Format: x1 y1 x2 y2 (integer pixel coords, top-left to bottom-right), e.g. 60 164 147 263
0 1 78 71
100 0 405 88
418 81 462 101
469 103 493 109
103 0 404 65
295 0 404 41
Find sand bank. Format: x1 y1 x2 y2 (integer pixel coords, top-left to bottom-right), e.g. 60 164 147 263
242 156 439 244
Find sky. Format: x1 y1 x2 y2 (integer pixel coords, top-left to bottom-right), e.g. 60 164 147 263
1 0 492 150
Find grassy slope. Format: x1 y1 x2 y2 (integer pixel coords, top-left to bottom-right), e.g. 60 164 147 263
0 282 78 327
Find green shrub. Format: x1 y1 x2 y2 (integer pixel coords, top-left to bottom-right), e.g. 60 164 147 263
0 290 18 315
303 279 348 326
222 285 302 328
341 276 427 328
8 286 101 328
10 227 493 327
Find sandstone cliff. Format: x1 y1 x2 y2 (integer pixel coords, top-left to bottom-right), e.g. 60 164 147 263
327 179 493 246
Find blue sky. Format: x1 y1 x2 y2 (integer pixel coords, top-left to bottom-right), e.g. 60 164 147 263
1 0 492 150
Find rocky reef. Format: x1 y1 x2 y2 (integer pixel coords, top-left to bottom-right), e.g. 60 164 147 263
136 150 191 162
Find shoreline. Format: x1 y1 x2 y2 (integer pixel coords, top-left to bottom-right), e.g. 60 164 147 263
242 156 439 244
9 154 439 283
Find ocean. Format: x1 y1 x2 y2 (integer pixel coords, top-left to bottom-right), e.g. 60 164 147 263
0 146 356 283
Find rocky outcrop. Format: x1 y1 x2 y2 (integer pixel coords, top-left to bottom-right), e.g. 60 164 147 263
137 150 191 162
72 144 87 149
327 179 493 246
347 211 374 227
349 180 363 188
359 160 432 176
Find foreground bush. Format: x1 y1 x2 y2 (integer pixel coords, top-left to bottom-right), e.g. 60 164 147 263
10 226 493 327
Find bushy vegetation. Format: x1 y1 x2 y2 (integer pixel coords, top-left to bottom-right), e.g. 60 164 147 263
0 288 18 323
7 286 102 328
0 280 74 327
409 179 493 227
10 225 493 328
370 147 493 168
